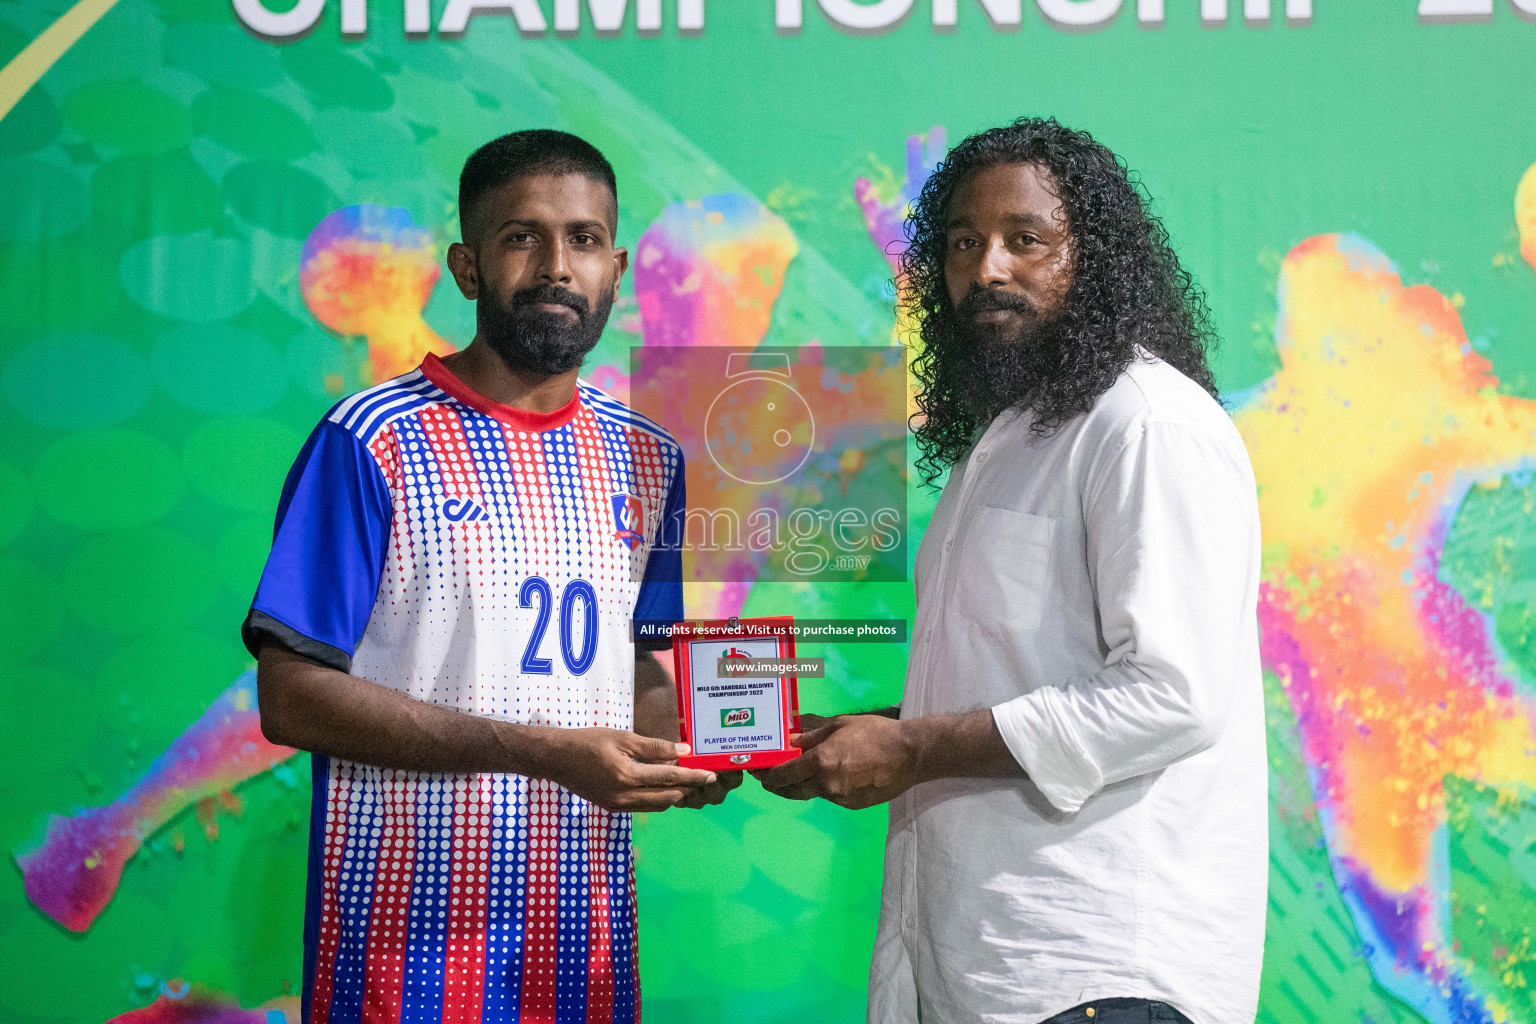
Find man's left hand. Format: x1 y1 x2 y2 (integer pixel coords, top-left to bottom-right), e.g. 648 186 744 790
757 715 922 810
676 769 745 809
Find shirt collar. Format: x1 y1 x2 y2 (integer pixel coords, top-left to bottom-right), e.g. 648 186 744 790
420 353 583 432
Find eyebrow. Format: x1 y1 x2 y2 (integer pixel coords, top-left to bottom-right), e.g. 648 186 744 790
947 211 1055 231
493 217 613 237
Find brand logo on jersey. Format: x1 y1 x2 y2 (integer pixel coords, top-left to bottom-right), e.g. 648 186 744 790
441 497 488 523
721 707 755 728
612 492 645 549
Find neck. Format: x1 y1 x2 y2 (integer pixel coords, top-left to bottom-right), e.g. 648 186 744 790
440 338 580 414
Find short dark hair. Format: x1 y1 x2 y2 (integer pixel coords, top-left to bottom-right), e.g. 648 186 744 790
458 129 618 243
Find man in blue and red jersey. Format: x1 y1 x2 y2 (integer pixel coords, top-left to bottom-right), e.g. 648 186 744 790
244 130 738 1024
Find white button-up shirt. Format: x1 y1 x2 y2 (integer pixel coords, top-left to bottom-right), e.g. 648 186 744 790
870 356 1267 1024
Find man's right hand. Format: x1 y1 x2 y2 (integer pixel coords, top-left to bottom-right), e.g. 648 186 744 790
529 727 718 813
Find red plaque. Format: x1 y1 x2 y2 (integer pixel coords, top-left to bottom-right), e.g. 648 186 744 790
670 616 801 771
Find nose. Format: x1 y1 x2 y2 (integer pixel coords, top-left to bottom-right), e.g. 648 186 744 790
538 238 573 285
974 237 1010 289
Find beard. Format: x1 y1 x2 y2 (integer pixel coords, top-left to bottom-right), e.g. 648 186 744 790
478 281 614 376
943 287 1065 427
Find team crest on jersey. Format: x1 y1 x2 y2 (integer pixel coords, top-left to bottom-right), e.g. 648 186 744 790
612 492 645 550
440 496 488 523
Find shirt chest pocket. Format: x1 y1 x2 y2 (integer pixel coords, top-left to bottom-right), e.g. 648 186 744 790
954 506 1057 633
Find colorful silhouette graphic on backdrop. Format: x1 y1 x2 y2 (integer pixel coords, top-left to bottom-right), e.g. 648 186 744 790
630 194 799 620
629 194 907 616
1244 231 1536 1024
300 206 455 385
16 673 291 932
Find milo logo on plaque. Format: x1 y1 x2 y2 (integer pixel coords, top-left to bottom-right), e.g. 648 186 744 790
721 707 755 728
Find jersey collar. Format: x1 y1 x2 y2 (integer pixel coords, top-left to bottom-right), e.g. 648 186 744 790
420 353 583 432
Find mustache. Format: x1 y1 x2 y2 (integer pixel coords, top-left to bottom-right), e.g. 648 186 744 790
509 284 591 317
954 288 1039 318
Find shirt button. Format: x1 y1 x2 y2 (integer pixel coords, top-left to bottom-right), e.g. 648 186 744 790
1085 1010 1095 1018
976 450 989 462
943 538 953 551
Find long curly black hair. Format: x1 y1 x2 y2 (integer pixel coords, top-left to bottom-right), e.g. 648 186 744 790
902 117 1219 487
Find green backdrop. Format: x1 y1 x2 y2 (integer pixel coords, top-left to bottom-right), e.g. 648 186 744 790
2 1 1536 1022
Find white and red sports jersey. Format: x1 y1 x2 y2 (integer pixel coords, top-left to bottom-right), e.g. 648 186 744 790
243 353 684 1024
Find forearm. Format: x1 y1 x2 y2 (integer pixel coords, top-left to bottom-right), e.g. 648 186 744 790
757 706 1021 808
632 649 680 742
903 708 1026 782
257 644 560 776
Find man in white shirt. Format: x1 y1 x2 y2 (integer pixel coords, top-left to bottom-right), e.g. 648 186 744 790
759 118 1267 1024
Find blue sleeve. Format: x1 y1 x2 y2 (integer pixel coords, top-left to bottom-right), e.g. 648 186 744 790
633 451 685 651
241 419 392 672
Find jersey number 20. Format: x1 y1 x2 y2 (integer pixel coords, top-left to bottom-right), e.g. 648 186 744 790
518 576 598 676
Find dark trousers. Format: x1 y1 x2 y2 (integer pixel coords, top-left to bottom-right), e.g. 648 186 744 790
1039 997 1194 1024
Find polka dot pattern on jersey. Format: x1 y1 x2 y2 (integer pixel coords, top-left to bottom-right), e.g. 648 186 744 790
306 372 680 1024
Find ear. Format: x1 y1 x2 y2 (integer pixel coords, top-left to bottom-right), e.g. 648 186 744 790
611 246 629 301
447 242 479 300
